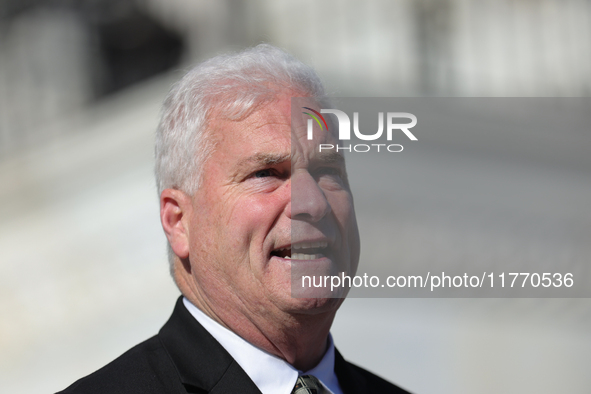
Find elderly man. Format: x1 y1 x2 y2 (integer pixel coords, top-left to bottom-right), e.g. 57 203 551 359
59 44 409 394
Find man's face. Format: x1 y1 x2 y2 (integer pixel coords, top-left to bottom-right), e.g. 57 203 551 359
184 93 359 321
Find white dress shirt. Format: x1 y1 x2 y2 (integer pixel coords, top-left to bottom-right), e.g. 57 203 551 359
183 297 343 394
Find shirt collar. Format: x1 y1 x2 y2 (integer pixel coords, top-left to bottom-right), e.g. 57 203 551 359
182 297 341 394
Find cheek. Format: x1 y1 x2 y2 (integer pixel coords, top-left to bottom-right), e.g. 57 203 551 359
329 192 360 251
328 191 356 226
225 195 284 249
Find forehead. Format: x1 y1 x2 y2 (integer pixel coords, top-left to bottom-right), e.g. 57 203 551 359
209 94 292 144
206 93 341 166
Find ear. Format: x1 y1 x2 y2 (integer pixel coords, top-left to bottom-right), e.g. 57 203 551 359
160 188 192 260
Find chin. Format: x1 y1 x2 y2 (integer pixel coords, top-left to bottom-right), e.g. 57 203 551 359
280 294 345 316
263 257 348 315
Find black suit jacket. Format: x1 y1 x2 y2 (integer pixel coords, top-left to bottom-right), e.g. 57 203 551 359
58 297 410 393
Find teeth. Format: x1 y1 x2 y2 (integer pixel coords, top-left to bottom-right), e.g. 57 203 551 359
273 241 328 260
292 241 328 250
288 253 323 260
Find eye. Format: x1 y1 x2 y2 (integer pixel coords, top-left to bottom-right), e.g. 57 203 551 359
254 169 274 178
313 166 347 190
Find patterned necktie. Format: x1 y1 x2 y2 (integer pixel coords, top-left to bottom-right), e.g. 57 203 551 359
291 375 326 394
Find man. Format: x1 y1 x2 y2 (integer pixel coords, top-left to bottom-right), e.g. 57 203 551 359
59 44 410 394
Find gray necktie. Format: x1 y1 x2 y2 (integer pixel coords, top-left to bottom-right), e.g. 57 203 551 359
292 375 326 394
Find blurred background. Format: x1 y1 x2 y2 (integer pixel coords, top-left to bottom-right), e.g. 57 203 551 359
1 0 590 393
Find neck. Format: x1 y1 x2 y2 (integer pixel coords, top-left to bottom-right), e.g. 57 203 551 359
231 308 336 371
175 268 339 371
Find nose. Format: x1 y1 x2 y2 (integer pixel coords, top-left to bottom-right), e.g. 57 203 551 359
287 170 331 222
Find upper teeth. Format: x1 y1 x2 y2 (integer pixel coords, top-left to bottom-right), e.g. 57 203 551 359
292 241 328 250
274 241 327 252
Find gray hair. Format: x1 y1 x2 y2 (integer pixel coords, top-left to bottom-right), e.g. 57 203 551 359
155 44 326 196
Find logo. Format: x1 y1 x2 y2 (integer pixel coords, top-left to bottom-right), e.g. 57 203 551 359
302 107 329 140
303 107 417 153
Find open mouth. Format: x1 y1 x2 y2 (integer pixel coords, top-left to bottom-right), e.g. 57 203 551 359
271 241 328 260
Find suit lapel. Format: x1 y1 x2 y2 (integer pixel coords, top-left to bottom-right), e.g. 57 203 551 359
208 362 262 394
158 297 262 394
334 348 368 394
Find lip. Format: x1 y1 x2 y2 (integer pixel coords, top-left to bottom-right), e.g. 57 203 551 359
288 256 340 285
291 237 331 247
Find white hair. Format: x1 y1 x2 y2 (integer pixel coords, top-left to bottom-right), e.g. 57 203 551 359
155 44 326 196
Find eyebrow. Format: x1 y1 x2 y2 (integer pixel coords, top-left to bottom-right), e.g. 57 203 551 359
236 152 291 169
234 151 344 175
315 151 345 164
